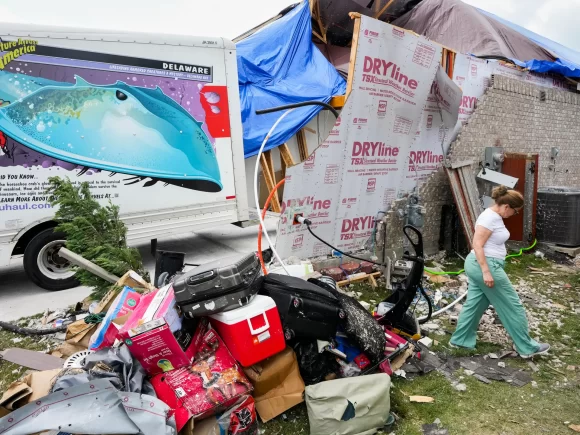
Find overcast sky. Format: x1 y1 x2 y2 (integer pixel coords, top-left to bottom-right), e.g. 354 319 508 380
0 0 578 52
463 0 580 51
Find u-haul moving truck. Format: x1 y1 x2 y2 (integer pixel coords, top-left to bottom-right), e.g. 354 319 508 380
0 23 248 290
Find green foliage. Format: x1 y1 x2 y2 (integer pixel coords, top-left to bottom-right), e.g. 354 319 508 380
46 176 149 300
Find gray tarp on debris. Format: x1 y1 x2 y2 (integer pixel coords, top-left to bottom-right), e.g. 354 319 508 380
0 380 176 435
51 345 155 396
392 0 555 61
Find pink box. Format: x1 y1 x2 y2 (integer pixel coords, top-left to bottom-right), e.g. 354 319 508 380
119 285 206 375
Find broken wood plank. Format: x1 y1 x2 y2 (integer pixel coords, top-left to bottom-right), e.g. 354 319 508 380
296 129 309 162
409 396 435 403
260 152 281 213
0 348 63 371
58 247 119 284
450 160 475 169
346 14 361 99
279 143 296 167
337 272 381 287
373 0 395 19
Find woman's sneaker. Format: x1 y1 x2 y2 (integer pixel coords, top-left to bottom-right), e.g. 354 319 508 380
513 343 550 359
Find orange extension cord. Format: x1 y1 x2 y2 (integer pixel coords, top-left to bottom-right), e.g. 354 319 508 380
257 178 286 275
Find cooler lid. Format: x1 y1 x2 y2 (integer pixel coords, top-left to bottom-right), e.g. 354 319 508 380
209 295 276 324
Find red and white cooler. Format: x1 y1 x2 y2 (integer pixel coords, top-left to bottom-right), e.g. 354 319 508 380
209 295 285 367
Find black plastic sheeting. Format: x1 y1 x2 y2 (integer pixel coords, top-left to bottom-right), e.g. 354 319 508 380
317 0 423 46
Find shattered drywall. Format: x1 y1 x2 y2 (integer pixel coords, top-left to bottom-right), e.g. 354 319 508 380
275 16 462 260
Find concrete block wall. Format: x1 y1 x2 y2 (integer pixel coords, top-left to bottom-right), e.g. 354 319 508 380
379 74 580 257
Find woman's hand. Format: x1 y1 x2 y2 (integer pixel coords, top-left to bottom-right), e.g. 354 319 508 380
483 270 494 288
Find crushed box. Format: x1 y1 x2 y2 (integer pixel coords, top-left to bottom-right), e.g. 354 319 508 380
120 285 205 375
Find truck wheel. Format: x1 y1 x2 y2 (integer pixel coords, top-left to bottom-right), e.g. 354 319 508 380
23 229 79 291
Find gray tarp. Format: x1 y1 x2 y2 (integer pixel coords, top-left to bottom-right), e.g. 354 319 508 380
392 0 555 61
0 380 176 435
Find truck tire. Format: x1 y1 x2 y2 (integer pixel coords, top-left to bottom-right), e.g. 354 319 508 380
23 228 80 291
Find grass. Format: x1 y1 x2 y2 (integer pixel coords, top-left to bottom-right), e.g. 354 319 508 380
2 254 579 434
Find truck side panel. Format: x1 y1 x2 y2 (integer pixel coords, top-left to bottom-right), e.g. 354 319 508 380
0 26 247 261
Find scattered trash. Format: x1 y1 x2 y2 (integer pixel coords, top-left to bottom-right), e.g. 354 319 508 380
410 396 435 403
454 383 467 392
489 353 499 359
9 338 22 344
569 424 580 432
531 381 538 388
528 362 540 373
464 370 474 376
418 337 433 348
422 423 449 435
567 365 576 371
498 362 506 368
394 369 407 378
474 374 492 384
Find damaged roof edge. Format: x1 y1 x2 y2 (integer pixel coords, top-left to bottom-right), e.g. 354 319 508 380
232 3 301 43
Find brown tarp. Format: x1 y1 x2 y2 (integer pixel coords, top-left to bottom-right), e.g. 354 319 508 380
392 0 555 61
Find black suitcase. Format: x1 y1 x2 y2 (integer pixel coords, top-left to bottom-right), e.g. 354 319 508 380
172 252 262 318
259 273 345 341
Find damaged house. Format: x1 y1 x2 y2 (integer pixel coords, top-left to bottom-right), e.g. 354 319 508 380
235 0 580 264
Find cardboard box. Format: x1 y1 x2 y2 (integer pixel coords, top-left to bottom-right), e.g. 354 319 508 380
120 285 205 375
0 369 62 411
242 347 305 422
116 270 154 292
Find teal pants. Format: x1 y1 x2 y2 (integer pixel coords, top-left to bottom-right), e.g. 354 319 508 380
450 252 539 355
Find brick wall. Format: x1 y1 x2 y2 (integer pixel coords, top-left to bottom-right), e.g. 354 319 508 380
380 74 580 257
450 74 580 188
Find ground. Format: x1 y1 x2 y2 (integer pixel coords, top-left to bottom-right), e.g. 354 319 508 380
1 252 579 434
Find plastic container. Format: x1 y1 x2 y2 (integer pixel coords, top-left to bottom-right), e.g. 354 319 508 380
209 295 285 367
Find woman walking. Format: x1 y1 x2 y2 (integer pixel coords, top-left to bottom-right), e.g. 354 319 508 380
450 185 550 358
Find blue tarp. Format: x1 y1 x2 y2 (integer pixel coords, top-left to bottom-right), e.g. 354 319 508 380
236 1 346 158
477 8 580 77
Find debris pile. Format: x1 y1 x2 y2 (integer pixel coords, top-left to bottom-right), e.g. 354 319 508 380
0 254 407 435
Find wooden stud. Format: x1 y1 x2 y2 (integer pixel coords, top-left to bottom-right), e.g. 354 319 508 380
297 129 309 162
368 273 378 288
279 143 296 167
346 14 361 100
330 95 346 108
260 151 281 213
303 127 317 134
373 0 395 19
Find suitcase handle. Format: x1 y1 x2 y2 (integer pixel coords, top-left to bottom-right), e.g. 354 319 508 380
247 312 269 335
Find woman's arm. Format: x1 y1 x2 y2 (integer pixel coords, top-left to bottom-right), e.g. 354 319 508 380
472 226 494 288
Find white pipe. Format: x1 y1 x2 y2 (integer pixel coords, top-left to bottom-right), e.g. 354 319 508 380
417 291 467 322
253 109 295 275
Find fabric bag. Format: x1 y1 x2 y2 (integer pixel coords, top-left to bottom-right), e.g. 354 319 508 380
305 373 391 435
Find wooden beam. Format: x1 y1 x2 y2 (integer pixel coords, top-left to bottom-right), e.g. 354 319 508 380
337 272 381 287
330 95 346 108
279 143 296 167
296 129 309 162
303 127 317 134
260 151 281 213
346 14 361 100
373 0 395 19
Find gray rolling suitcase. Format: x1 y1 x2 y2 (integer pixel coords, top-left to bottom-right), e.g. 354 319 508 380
172 252 262 318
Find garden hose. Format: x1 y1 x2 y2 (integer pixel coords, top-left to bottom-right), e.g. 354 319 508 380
424 239 538 276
